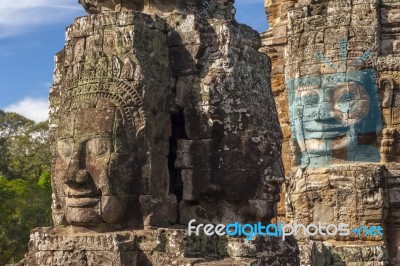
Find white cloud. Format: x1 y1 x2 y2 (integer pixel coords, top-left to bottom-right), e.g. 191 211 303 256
0 0 84 38
5 97 49 122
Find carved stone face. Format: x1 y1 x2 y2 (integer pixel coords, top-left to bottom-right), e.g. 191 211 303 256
288 69 382 167
53 101 138 225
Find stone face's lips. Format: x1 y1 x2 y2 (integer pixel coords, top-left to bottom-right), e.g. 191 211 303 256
67 188 100 198
66 197 100 208
302 125 350 140
304 126 349 133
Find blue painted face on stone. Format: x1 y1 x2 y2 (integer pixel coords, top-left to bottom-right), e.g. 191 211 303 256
287 69 382 168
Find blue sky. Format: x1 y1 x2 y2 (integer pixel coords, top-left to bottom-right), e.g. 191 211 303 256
0 0 268 122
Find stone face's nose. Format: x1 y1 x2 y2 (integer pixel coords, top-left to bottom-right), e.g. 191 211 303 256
316 102 337 123
74 170 90 184
64 142 89 185
64 169 91 185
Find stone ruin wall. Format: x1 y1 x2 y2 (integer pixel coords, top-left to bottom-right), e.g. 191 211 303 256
13 0 400 264
263 0 400 264
15 1 300 265
50 0 285 229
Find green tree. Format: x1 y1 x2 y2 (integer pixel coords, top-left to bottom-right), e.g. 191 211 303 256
0 111 52 265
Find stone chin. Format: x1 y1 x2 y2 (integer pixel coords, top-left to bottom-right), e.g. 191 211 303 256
303 134 354 155
64 196 128 225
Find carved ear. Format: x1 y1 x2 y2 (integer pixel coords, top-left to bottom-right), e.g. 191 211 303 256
379 76 395 108
51 193 67 226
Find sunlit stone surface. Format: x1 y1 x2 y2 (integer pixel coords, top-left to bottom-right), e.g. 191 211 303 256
14 1 300 265
263 0 400 264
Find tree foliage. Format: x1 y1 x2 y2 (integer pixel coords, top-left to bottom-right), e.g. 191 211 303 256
0 111 52 265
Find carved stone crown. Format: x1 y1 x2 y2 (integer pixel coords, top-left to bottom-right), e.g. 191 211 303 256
315 38 374 71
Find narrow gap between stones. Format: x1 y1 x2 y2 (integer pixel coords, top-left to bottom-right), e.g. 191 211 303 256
168 107 188 204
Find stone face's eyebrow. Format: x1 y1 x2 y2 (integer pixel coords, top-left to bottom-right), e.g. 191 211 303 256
296 85 319 93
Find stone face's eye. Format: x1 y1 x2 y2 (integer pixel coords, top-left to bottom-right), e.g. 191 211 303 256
57 139 74 162
302 91 319 105
333 82 362 102
87 137 111 157
339 91 357 102
330 81 370 125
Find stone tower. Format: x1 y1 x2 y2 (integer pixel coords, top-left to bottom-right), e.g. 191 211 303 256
15 1 299 265
263 0 400 264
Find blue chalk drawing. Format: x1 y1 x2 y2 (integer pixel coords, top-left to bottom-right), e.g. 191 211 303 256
287 68 382 168
353 50 373 66
316 51 336 69
339 39 347 64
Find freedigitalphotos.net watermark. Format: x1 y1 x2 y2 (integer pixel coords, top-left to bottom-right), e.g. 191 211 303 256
188 220 383 241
